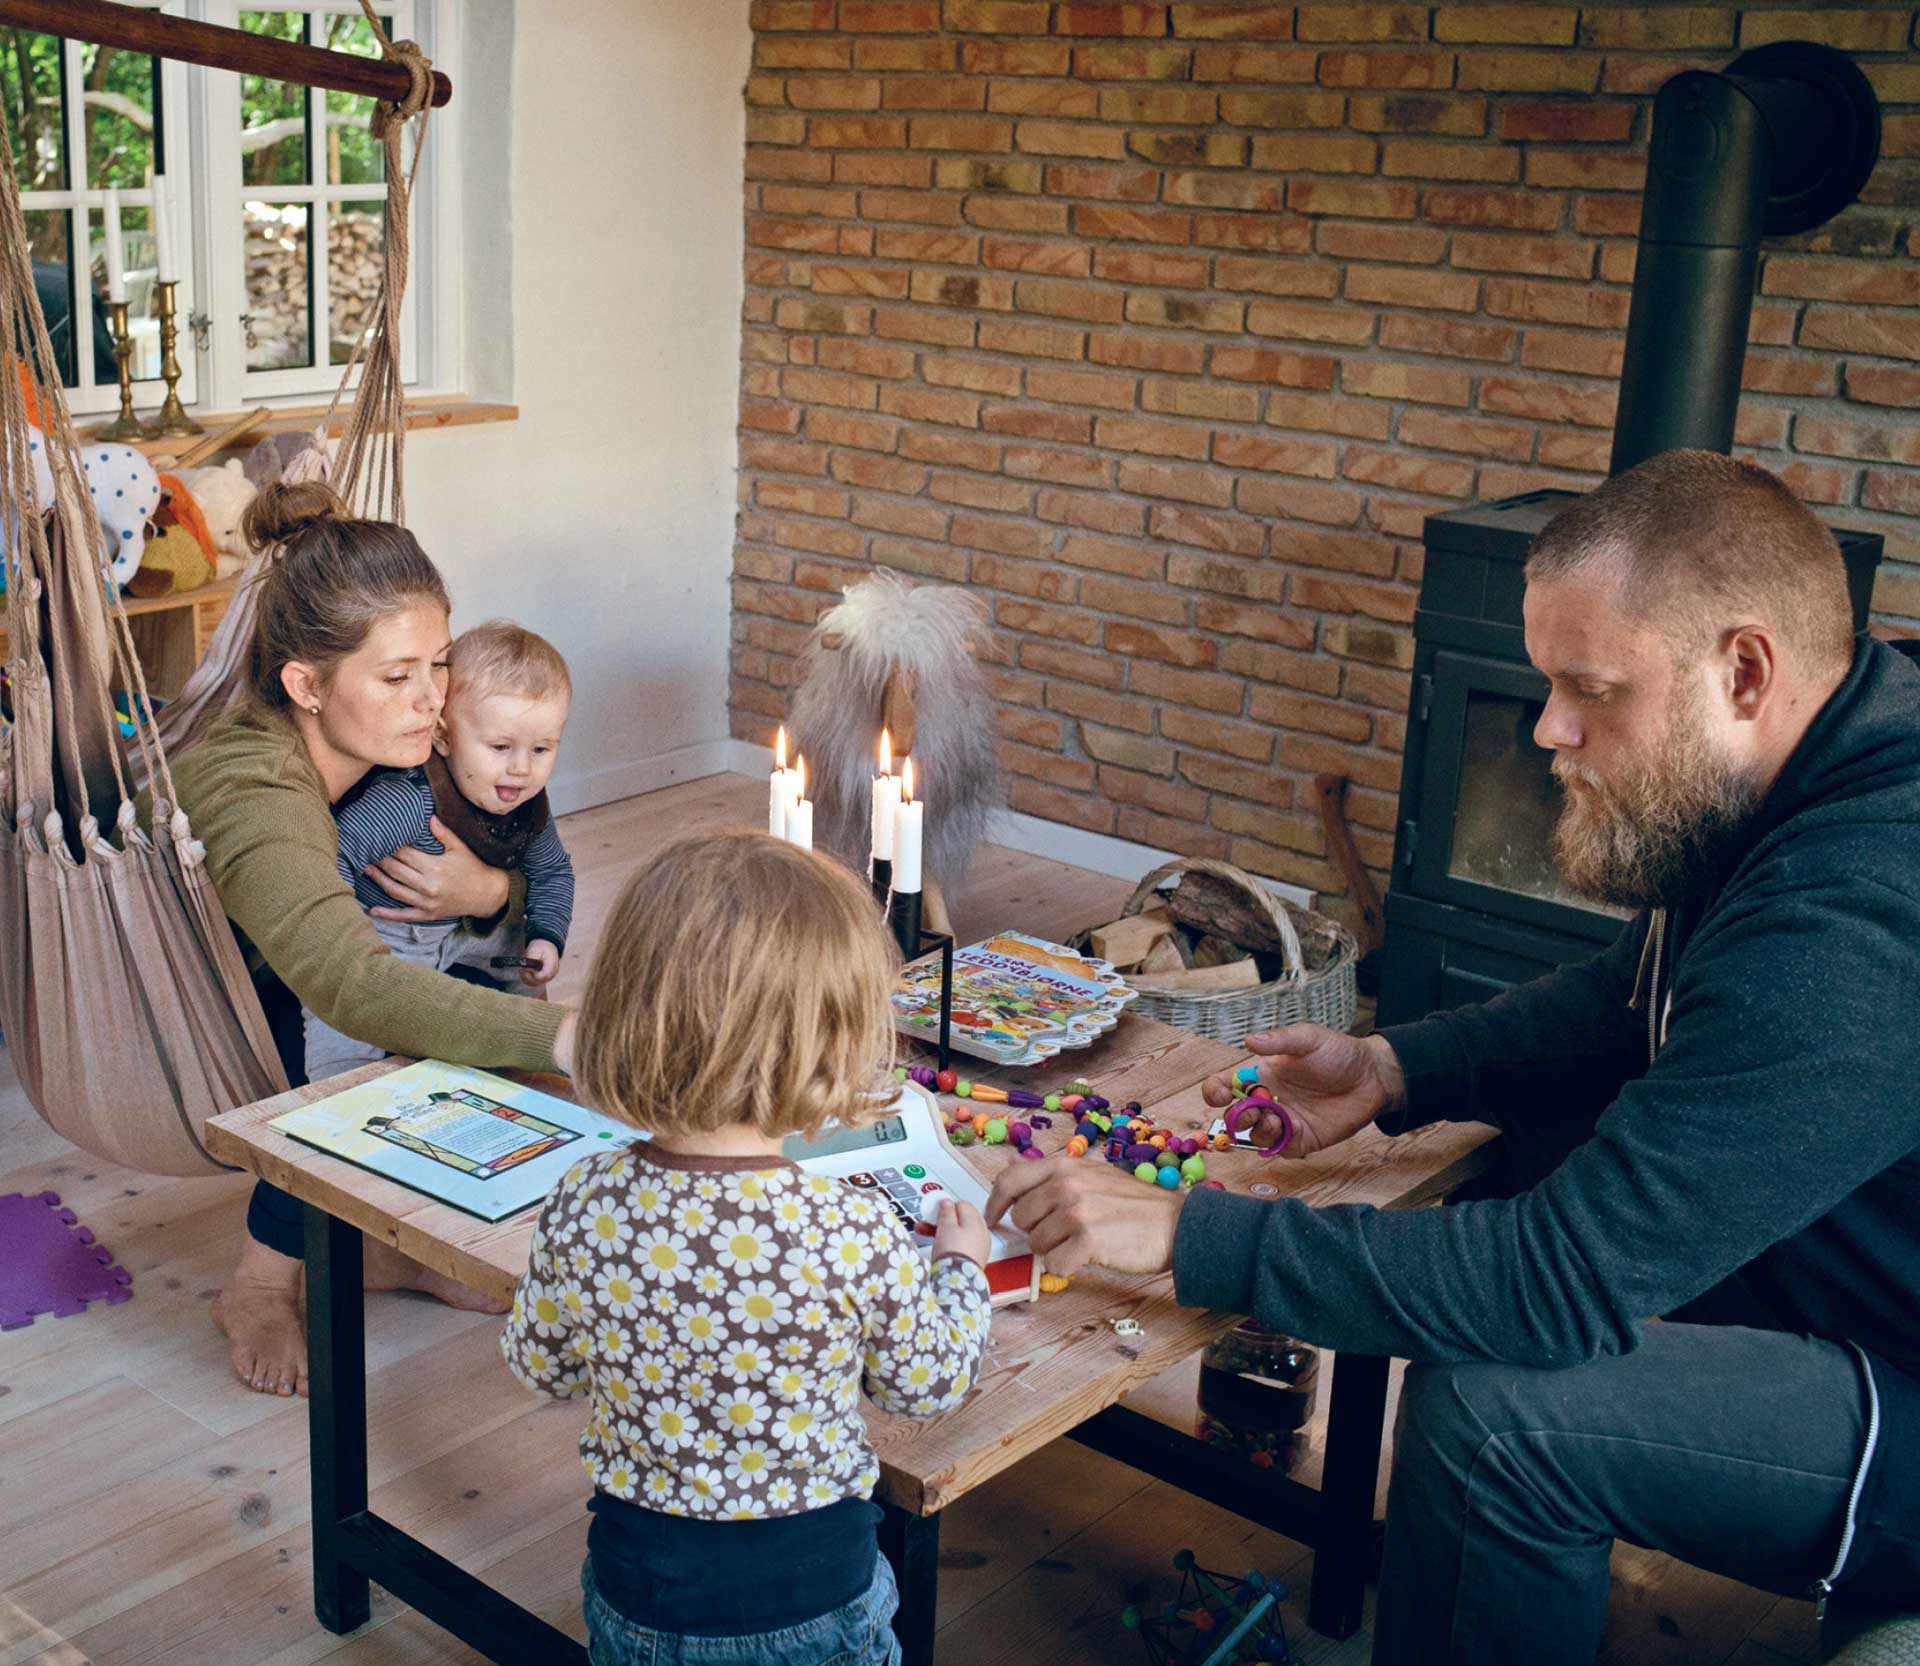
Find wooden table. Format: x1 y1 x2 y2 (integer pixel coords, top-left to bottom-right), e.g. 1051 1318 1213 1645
206 1017 1496 1665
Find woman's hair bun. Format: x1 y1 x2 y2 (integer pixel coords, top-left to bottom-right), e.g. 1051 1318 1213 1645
243 478 349 552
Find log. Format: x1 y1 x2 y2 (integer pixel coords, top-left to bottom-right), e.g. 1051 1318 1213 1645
1158 870 1294 957
1131 957 1263 995
1090 908 1174 969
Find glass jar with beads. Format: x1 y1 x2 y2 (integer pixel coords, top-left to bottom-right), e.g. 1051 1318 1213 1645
1195 1321 1319 1475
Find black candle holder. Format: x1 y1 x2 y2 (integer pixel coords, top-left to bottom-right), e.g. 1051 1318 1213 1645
888 887 953 1074
871 856 892 909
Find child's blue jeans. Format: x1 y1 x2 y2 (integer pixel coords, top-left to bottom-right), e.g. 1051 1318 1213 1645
582 1552 902 1666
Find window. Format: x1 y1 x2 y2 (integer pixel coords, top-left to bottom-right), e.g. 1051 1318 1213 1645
5 4 194 412
2 0 452 420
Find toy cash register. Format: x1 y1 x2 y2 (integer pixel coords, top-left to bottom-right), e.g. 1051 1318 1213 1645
783 1080 1042 1307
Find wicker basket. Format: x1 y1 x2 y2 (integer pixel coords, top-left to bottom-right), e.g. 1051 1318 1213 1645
1079 858 1359 1045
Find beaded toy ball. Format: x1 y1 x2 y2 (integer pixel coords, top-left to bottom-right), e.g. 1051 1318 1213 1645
1121 1550 1294 1666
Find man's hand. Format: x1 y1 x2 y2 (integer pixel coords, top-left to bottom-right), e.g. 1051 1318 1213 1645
367 816 512 923
985 1157 1185 1278
520 940 561 987
931 1199 990 1269
1199 1025 1408 1160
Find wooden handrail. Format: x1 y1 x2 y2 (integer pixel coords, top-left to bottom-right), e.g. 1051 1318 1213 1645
0 0 452 108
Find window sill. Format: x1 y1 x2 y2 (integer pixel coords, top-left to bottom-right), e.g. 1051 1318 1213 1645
102 395 519 467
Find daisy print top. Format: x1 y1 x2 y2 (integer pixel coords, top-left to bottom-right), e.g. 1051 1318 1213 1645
502 1144 992 1521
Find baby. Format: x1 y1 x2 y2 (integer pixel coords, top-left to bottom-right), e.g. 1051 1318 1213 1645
303 618 576 1082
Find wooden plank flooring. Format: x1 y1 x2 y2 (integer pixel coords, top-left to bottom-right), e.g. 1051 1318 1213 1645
0 771 1819 1665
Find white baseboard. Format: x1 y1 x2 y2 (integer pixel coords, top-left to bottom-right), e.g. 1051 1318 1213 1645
551 739 738 817
724 740 1314 909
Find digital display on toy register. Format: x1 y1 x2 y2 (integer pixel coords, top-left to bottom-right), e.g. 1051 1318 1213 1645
782 1116 907 1163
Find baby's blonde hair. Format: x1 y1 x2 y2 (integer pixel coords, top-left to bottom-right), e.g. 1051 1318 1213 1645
576 833 899 1141
447 618 572 705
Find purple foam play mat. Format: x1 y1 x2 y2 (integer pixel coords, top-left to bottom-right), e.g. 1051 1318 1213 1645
0 1191 134 1330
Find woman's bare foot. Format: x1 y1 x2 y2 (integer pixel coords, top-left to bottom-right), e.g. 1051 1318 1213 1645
362 1239 511 1313
211 1238 309 1397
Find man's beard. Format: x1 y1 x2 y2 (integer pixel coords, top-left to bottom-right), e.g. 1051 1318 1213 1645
1551 693 1766 910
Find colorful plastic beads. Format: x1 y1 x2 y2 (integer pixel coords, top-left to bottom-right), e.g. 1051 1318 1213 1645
1043 1093 1062 1112
935 1068 957 1094
1038 1272 1073 1294
983 1118 1008 1145
1180 1155 1207 1183
1066 1135 1088 1157
1155 1165 1181 1189
948 1124 975 1147
955 1080 973 1099
1133 1162 1159 1183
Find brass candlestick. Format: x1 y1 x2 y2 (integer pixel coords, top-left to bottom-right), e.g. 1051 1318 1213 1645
146 279 202 436
90 299 148 442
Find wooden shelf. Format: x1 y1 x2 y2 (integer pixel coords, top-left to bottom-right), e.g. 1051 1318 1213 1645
88 397 518 467
2 576 239 700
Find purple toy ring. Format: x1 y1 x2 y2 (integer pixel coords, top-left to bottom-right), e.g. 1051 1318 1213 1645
1223 1094 1295 1159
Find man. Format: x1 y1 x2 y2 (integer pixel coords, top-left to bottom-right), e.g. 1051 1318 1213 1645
988 451 1920 1664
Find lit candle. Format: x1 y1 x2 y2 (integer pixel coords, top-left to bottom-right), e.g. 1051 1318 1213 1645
770 725 795 836
892 757 924 893
149 175 176 283
102 187 126 303
871 727 900 861
787 754 813 850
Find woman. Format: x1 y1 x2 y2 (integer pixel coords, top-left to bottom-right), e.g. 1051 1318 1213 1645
166 480 576 1397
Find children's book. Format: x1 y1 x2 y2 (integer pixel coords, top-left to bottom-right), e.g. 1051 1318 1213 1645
268 1060 641 1222
892 930 1138 1068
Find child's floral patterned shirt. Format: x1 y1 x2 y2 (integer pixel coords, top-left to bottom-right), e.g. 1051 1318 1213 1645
503 1144 992 1520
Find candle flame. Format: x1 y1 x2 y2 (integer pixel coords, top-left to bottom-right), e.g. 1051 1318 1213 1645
902 756 914 803
796 753 807 798
775 725 788 771
879 728 892 774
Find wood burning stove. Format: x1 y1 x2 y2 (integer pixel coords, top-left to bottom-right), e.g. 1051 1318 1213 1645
1379 37 1889 1024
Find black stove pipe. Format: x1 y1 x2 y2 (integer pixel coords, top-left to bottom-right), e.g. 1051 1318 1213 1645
1609 42 1881 477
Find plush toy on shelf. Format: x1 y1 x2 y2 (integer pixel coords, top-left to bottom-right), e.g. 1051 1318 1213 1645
174 458 257 579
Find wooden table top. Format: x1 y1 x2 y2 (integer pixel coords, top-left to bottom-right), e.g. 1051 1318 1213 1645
206 1014 1497 1516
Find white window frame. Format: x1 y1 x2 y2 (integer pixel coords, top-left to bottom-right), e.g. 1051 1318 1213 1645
14 0 198 416
200 0 447 407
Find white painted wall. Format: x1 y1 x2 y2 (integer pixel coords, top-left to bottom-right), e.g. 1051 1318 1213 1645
403 0 748 812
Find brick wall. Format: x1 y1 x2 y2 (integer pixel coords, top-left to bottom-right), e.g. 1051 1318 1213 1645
729 1 1920 932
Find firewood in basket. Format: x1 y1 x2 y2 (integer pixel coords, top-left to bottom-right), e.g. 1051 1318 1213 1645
1089 908 1174 970
1189 933 1249 971
1160 870 1297 957
1139 935 1187 975
1132 957 1263 994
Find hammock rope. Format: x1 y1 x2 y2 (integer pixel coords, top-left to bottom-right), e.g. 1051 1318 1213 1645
1 6 436 1175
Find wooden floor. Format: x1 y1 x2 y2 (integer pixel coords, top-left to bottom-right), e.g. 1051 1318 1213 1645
0 772 1823 1666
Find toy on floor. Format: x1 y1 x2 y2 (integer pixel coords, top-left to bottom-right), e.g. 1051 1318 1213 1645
0 1190 133 1330
1122 1550 1294 1666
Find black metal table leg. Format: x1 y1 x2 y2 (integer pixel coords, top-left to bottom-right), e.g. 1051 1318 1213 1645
1307 1350 1392 1639
880 1499 941 1666
305 1205 372 1635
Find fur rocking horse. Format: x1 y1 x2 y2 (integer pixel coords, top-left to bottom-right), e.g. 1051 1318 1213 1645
787 572 1004 935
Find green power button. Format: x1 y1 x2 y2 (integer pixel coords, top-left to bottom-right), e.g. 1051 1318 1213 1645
903 1163 926 1179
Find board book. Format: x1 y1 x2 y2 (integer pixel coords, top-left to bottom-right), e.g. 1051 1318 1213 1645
892 929 1138 1068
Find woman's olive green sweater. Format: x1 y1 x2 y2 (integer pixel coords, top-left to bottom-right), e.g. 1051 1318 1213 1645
163 703 565 1072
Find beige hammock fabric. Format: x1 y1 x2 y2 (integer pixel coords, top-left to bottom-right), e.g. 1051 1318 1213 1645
2 6 433 1176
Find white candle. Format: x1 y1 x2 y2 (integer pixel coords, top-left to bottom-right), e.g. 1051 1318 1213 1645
148 175 176 282
102 187 126 303
871 727 900 861
770 725 794 836
787 755 813 849
892 756 924 893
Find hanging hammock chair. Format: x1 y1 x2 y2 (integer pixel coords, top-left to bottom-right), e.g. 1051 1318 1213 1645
1 1 436 1177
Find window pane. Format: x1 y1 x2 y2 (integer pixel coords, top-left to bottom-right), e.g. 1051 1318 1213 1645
1 33 67 192
321 12 385 186
244 200 310 369
85 205 162 384
25 210 79 386
240 13 308 187
80 42 161 189
329 198 382 364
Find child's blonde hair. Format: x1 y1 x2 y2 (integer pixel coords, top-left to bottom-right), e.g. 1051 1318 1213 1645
447 618 572 705
576 833 899 1141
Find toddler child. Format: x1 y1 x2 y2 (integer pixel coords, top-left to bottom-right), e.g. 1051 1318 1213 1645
303 618 576 1082
503 832 992 1666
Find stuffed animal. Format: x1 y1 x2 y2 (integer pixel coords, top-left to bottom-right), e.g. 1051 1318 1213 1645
80 442 163 587
243 428 326 491
175 458 257 578
125 523 214 599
